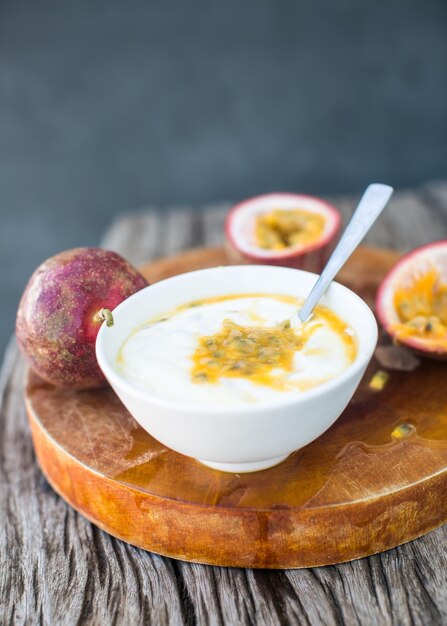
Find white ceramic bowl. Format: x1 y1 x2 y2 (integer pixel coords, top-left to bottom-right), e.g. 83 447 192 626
96 265 377 473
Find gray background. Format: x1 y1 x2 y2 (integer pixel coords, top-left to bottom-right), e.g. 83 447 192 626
1 0 447 355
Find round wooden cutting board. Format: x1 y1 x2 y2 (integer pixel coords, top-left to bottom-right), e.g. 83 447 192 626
25 246 447 568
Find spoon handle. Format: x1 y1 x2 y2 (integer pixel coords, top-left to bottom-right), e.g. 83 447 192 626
298 183 393 323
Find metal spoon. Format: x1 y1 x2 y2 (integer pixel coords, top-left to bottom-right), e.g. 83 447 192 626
291 183 394 326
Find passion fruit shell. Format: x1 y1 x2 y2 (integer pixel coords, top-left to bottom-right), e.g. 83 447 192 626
376 240 447 359
225 193 341 272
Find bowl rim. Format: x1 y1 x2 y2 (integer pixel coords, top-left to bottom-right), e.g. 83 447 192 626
224 192 342 260
96 264 378 416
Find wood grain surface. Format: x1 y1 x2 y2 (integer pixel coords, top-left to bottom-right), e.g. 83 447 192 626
25 245 447 569
2 182 447 625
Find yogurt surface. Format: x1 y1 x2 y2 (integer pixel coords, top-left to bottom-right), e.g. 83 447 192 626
117 294 357 407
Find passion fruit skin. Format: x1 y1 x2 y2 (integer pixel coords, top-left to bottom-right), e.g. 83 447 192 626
16 247 148 389
375 240 447 360
225 237 338 272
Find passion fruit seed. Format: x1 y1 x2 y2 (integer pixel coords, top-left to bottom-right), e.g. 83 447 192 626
194 372 208 382
391 423 415 440
369 370 389 391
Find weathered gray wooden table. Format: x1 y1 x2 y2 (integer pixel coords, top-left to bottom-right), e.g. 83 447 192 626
1 182 447 625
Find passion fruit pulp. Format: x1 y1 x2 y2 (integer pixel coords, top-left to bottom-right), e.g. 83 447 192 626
225 193 341 272
376 240 447 358
255 208 326 250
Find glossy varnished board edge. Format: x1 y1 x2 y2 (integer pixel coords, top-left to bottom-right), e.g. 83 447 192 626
26 390 447 569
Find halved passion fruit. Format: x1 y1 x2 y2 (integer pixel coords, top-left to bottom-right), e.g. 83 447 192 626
225 193 341 271
376 241 447 358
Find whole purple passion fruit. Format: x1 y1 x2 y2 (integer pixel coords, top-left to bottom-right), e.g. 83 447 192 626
16 247 148 389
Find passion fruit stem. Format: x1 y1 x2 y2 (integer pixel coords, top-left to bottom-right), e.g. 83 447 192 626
96 308 114 327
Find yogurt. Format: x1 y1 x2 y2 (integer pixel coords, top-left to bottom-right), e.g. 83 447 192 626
117 294 357 407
